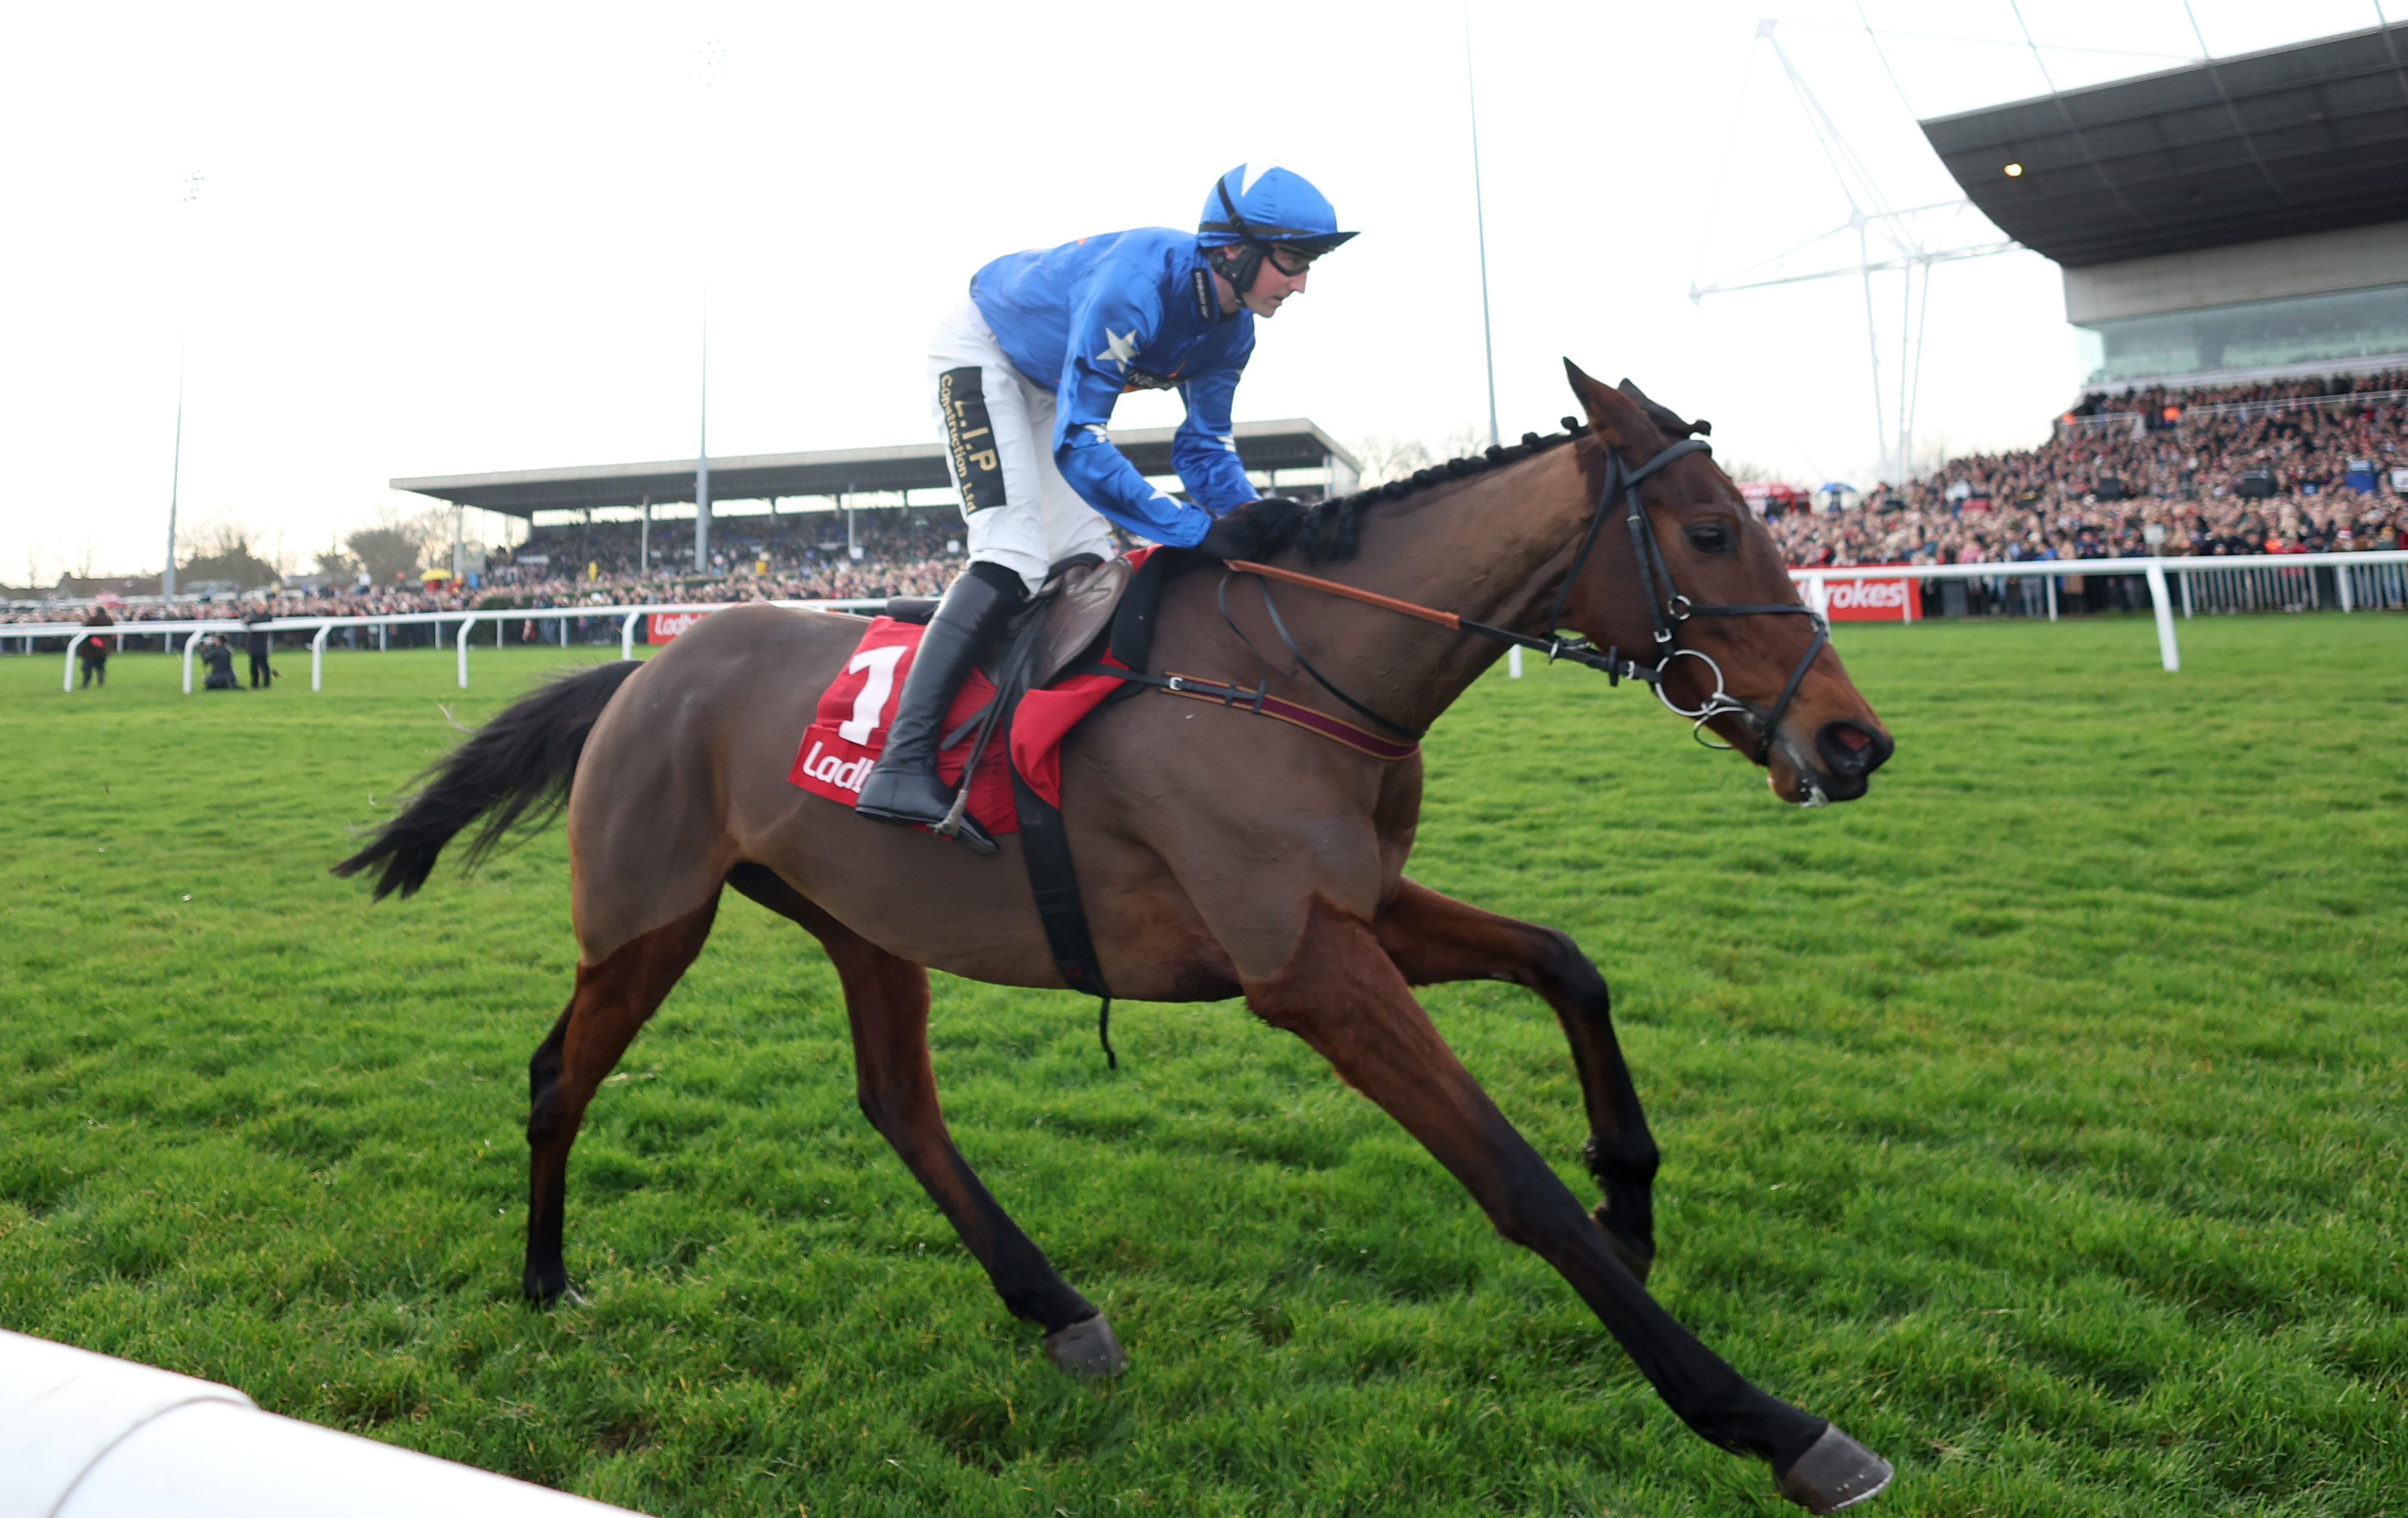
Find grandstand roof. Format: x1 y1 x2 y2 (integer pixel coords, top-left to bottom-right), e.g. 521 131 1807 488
393 419 1360 519
1922 23 2408 268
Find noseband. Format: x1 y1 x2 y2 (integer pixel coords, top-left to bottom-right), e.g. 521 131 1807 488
1541 436 1828 762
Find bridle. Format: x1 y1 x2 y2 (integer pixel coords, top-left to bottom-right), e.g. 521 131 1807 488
1549 434 1829 763
1219 432 1830 766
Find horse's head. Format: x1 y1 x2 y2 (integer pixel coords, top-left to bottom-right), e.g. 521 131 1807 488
1558 360 1893 805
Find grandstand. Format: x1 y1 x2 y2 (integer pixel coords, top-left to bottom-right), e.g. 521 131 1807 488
1773 23 2408 586
1923 21 2408 396
0 421 1359 627
391 419 1359 579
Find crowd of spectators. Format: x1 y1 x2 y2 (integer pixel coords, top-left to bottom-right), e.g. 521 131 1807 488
2 510 963 629
18 375 2408 633
1771 368 2408 567
489 506 960 596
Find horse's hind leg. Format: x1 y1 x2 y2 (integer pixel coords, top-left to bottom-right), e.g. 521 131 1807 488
1251 893 1889 1511
523 898 720 1304
726 865 1122 1377
1375 878 1659 1281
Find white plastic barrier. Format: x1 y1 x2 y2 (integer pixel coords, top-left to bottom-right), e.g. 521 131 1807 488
22 552 2408 692
1791 550 2408 673
0 1328 644 1518
451 601 882 689
179 625 245 693
38 620 246 693
34 603 883 695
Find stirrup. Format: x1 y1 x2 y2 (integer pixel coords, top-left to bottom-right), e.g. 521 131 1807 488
932 784 1000 855
854 785 1000 856
934 813 999 856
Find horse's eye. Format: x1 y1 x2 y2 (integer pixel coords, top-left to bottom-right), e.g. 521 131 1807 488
1685 521 1733 554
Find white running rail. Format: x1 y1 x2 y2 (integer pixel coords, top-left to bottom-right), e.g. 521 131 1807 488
0 1328 644 1518
1789 550 2408 673
448 601 881 690
30 603 882 694
18 554 2408 691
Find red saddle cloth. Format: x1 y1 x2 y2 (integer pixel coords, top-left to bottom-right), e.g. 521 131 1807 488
789 617 1127 837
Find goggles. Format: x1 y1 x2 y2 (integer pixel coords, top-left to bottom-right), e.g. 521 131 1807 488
1263 244 1318 277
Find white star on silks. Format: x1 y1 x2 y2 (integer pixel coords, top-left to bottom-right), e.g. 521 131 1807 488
1093 327 1139 375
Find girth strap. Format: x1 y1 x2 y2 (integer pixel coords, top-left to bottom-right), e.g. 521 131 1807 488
940 576 1120 1066
1008 755 1118 1067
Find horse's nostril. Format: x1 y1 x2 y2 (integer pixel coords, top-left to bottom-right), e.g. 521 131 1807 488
1815 720 1890 779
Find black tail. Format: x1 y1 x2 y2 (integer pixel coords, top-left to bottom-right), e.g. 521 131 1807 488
332 660 643 901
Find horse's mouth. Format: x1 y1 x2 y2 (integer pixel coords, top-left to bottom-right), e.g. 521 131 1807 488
1772 719 1892 806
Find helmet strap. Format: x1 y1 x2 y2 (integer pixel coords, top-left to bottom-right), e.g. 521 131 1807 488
1211 179 1275 304
1208 244 1263 306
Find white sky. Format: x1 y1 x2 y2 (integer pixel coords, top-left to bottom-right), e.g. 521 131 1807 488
1 0 2395 582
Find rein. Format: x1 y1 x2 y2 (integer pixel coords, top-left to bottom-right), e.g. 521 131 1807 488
1212 433 1829 763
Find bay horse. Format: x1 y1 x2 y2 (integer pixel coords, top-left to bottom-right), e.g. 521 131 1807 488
337 364 1897 1511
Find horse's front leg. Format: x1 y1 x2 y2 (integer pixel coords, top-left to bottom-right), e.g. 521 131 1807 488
1375 878 1658 1282
1250 892 1889 1513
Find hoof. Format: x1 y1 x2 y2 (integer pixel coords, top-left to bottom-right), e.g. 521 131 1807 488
1590 1204 1654 1284
522 1268 585 1309
1042 1312 1128 1379
1777 1423 1893 1514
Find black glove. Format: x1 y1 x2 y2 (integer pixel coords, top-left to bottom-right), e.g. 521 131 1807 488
1195 498 1304 561
1195 515 1260 561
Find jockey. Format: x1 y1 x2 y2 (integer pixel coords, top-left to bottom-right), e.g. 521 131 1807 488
854 163 1358 848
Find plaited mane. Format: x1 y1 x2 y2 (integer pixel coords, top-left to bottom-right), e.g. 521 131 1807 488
1211 381 1709 566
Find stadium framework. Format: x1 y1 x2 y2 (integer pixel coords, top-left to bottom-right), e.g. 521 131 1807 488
392 419 1362 523
1922 21 2408 393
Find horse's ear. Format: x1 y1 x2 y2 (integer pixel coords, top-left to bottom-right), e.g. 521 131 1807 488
1616 378 1712 439
1563 358 1654 448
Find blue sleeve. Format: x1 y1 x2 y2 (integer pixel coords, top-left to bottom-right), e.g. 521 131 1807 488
1172 362 1260 514
1050 266 1218 547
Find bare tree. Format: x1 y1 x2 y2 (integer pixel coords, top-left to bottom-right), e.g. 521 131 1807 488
178 519 280 589
346 527 422 586
1351 435 1434 488
1349 424 1485 488
346 506 445 586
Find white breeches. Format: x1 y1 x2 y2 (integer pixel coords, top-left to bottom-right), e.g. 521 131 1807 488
928 296 1115 595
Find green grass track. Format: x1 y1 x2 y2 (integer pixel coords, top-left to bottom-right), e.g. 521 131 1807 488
3 614 2404 1517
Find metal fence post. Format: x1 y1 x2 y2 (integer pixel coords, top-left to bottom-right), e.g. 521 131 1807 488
2144 560 2180 673
2338 564 2356 613
62 632 88 692
622 611 642 661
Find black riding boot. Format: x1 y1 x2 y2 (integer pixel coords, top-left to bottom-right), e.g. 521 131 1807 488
853 563 1026 852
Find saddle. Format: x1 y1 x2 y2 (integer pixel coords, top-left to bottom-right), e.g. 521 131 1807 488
881 552 1135 691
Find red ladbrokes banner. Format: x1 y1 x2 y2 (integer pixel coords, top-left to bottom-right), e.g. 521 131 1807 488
1817 570 1918 623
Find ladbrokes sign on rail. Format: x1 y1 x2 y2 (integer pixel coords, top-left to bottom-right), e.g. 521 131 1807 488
1815 570 1919 623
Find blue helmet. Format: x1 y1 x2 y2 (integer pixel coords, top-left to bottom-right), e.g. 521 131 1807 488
1199 164 1358 295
